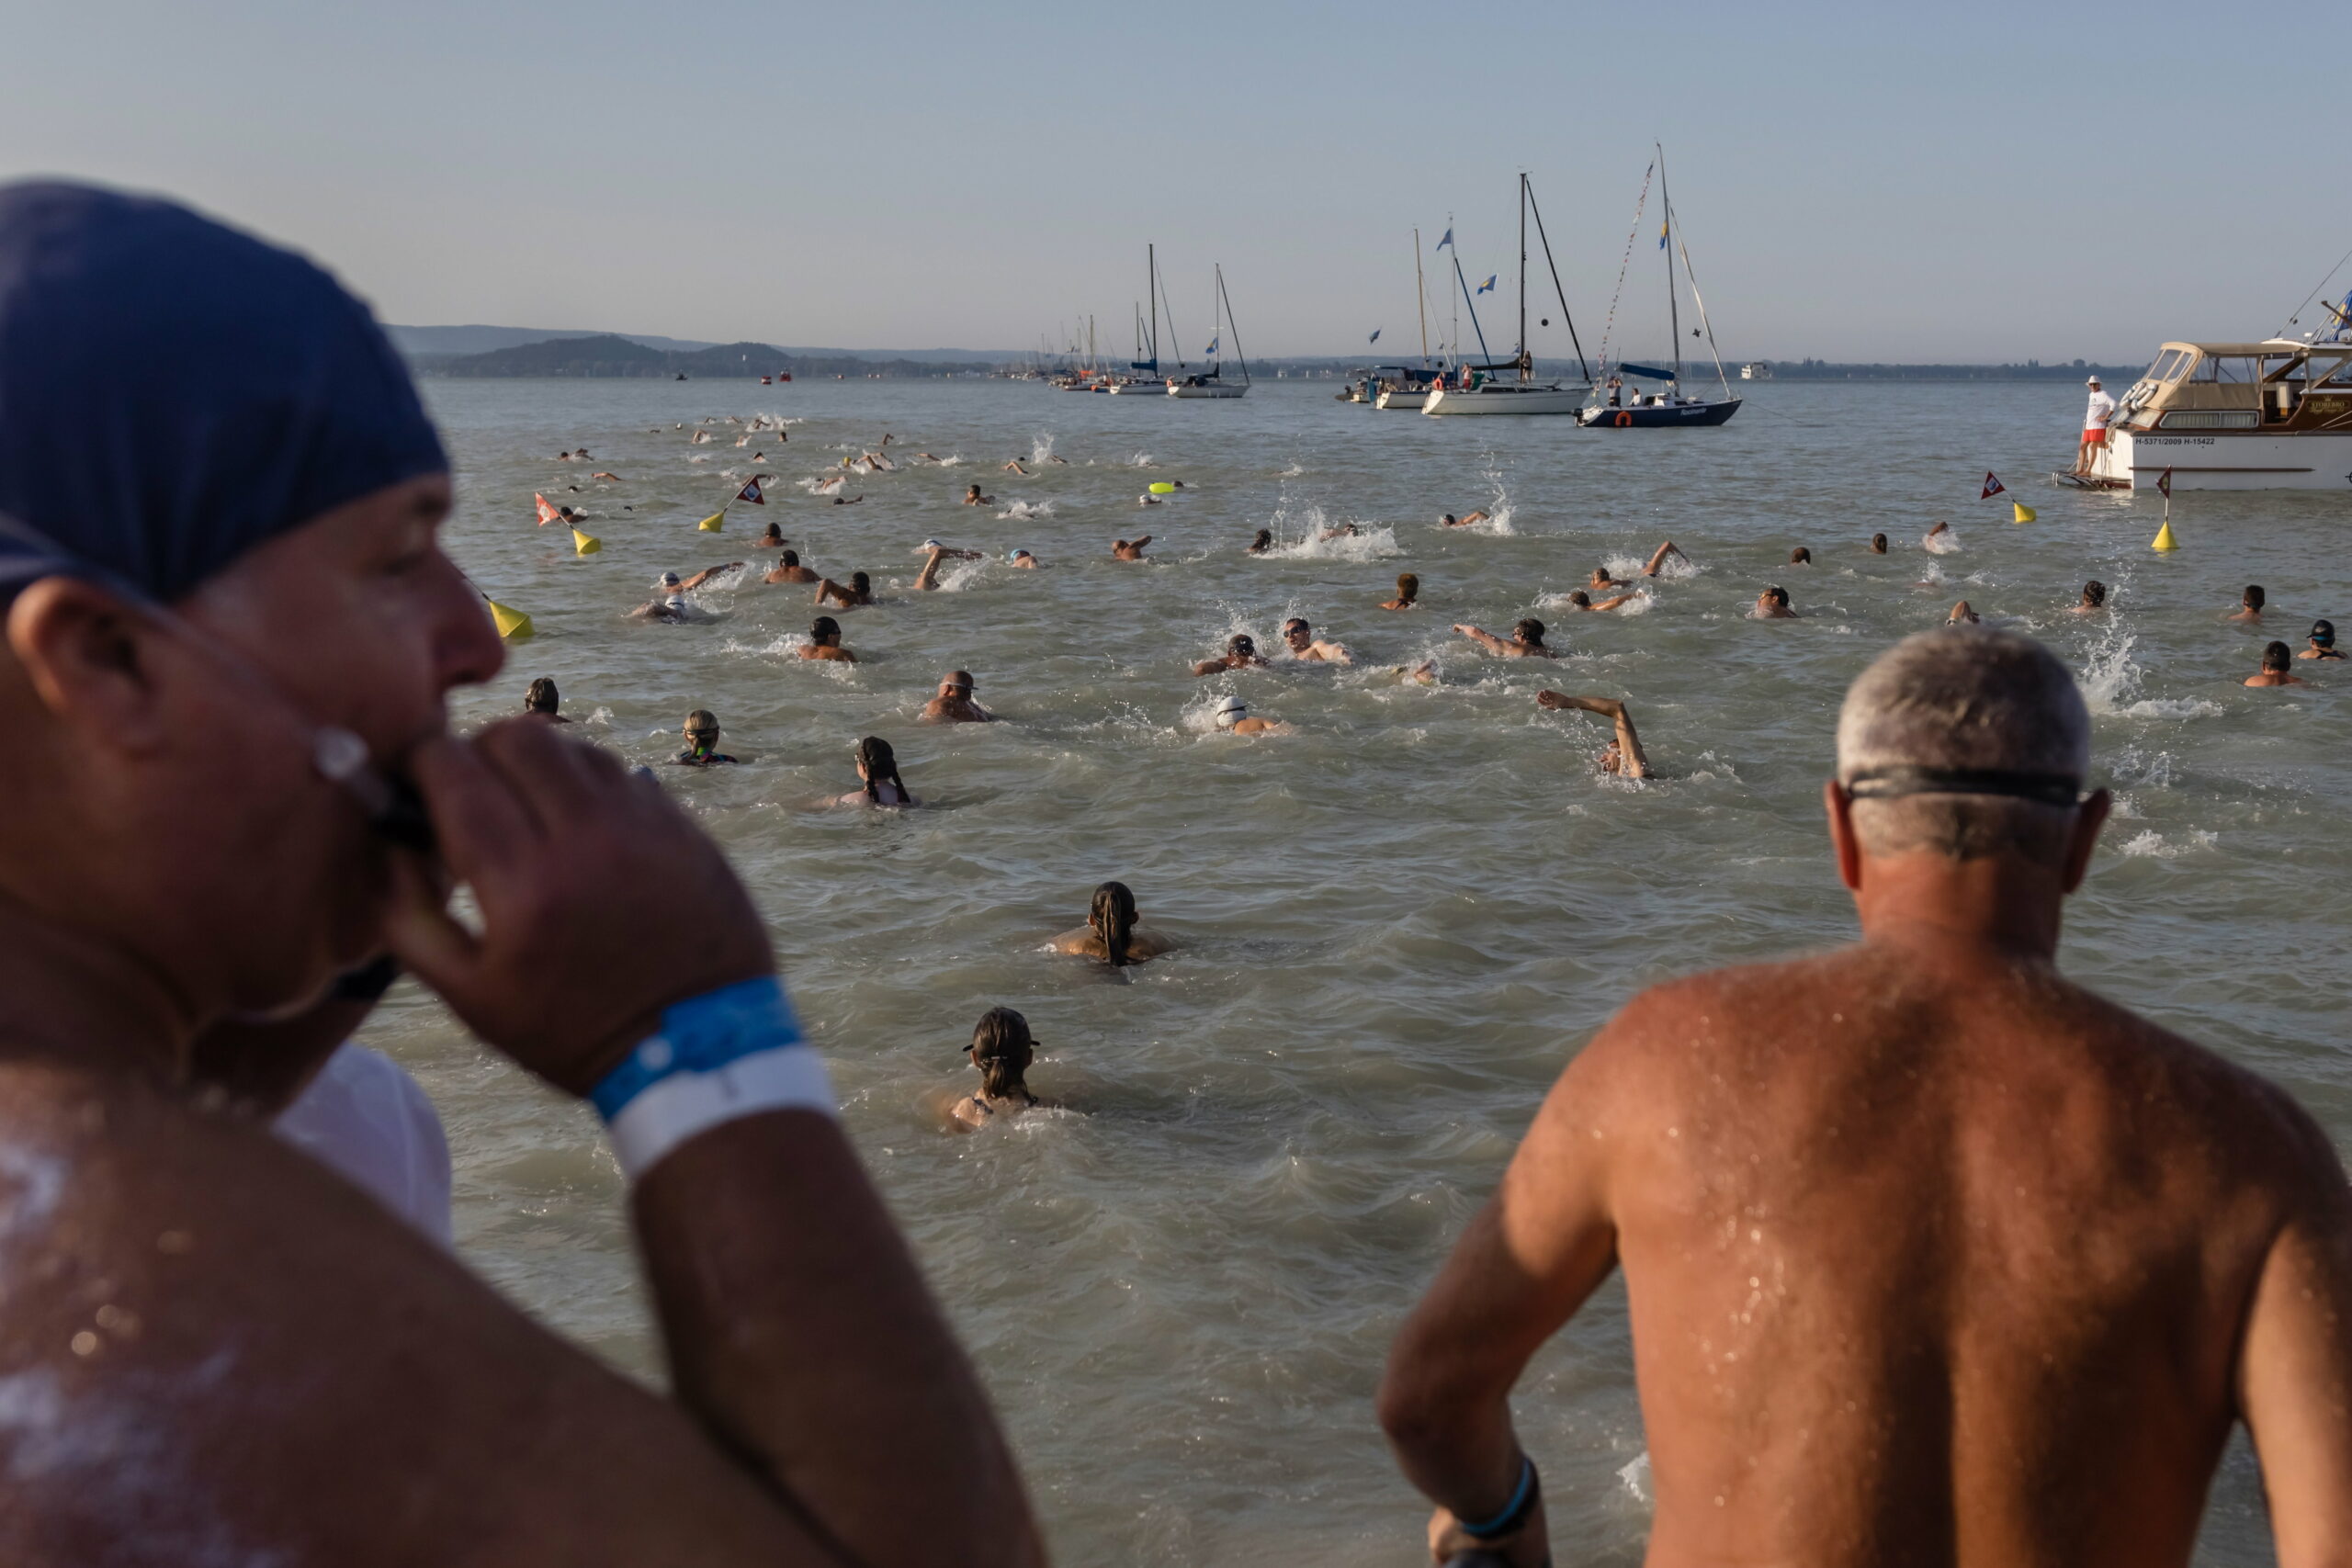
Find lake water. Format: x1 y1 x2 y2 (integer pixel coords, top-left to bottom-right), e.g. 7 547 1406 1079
371 372 2349 1564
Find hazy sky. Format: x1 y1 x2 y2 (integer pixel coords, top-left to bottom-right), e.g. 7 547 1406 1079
4 1 2342 362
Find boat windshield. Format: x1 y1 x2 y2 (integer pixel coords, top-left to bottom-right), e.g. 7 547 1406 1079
2188 355 2257 384
2143 348 2189 382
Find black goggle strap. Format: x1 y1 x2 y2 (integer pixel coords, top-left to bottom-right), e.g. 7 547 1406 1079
1843 766 2086 807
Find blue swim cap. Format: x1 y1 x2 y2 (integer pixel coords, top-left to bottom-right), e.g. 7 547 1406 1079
0 182 444 603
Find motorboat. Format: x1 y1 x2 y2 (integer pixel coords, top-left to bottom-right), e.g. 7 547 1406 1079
2073 335 2352 491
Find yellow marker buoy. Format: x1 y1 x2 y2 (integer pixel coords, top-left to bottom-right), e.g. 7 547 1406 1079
571 528 602 556
2152 520 2179 552
1148 481 1176 495
2011 502 2037 524
697 510 726 532
484 598 535 638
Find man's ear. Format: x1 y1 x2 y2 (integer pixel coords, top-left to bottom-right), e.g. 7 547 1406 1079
5 577 169 750
1825 779 1864 893
2060 788 2112 895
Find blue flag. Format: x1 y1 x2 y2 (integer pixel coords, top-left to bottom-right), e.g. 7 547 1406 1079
1204 335 1218 355
1436 228 1453 251
1476 275 1496 295
1658 220 1669 251
1368 328 1381 344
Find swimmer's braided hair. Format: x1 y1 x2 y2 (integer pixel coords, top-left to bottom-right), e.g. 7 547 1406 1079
855 736 904 803
1091 880 1138 967
967 1006 1035 1100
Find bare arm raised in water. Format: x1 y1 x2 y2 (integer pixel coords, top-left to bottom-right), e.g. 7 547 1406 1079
913 548 949 592
1536 693 1650 779
680 563 744 592
813 578 865 607
1642 539 1686 576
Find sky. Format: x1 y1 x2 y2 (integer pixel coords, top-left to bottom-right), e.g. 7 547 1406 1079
2 0 2344 363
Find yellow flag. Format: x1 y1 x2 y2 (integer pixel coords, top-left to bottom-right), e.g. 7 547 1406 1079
2152 521 2179 552
2011 502 2037 524
571 528 602 556
484 598 534 638
697 511 726 533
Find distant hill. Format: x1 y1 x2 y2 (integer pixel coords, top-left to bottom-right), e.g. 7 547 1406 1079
385 324 719 356
410 333 1007 379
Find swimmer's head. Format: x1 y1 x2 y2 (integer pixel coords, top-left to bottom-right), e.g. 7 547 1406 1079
1282 618 1310 649
1250 528 1273 551
659 570 682 589
921 538 944 553
1837 628 2093 868
1011 548 1035 563
1442 513 1457 526
761 522 781 541
1396 572 1419 602
2082 581 2107 608
966 483 980 496
1227 633 1257 659
1790 546 1812 565
2244 584 2266 611
684 709 719 743
966 1006 1035 1100
1512 618 1545 647
780 549 799 567
524 677 560 715
1871 533 1888 553
854 735 904 802
851 570 870 597
1088 880 1139 966
940 670 974 696
2311 618 2336 648
1764 586 1791 609
1588 568 1612 587
1213 694 1248 730
1566 590 1592 609
2263 640 2292 672
810 615 841 646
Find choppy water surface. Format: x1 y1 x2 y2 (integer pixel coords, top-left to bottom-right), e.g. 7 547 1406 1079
377 376 2349 1564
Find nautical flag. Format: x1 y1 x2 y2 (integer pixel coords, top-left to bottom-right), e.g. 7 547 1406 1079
1981 471 2005 500
1436 229 1453 251
735 476 765 505
1369 329 1381 344
535 492 561 525
1204 335 1218 355
1476 275 1496 295
2157 466 2174 499
1658 220 1669 250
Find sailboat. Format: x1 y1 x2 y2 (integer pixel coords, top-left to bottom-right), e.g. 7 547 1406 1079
1425 175 1591 416
1169 265 1250 398
1581 146 1742 428
1107 246 1168 394
1374 227 1448 410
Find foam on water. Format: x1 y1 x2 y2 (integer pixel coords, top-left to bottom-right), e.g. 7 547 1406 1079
1923 527 1963 555
998 500 1055 520
1028 432 1057 465
2120 829 2220 858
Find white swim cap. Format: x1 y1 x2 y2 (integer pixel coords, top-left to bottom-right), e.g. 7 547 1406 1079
921 537 944 552
1011 548 1033 559
1214 694 1247 729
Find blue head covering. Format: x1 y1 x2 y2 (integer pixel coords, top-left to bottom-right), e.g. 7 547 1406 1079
0 182 445 603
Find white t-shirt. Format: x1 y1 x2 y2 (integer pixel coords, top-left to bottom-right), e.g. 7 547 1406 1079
275 1043 454 1247
2085 389 2116 429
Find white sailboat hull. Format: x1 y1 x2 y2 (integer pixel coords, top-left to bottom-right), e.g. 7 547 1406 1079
1169 381 1248 399
1373 389 1430 410
1423 383 1591 416
2093 429 2352 491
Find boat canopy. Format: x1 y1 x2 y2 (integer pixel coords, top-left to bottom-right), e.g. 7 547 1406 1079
2116 339 2352 433
1618 363 1678 380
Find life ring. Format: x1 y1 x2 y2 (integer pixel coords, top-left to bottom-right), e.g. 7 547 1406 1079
1613 411 1634 427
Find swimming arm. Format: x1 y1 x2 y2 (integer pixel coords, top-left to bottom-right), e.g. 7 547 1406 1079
913 549 946 592
385 722 1042 1568
1642 539 1684 576
1536 694 1649 779
681 563 744 591
1452 624 1512 656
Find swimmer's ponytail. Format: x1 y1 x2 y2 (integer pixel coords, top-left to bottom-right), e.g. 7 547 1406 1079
969 1007 1035 1100
856 735 904 803
1091 880 1137 967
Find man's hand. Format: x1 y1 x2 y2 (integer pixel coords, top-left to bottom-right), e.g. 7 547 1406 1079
1426 1496 1550 1567
384 718 772 1096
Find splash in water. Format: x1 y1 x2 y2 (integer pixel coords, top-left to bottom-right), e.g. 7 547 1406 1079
998 500 1055 521
1028 432 1057 465
1924 527 1963 556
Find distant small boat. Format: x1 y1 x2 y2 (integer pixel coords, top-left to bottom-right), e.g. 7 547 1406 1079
1168 264 1250 399
760 375 773 385
1580 146 1742 430
1425 175 1592 417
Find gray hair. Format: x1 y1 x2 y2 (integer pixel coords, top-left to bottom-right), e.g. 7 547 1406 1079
1835 628 2089 864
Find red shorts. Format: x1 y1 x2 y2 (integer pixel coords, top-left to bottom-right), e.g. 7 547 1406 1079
2082 427 2109 445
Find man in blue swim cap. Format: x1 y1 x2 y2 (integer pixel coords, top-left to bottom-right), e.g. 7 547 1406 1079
0 183 1039 1568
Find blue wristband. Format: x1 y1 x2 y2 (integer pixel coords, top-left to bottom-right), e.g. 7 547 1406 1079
590 976 805 1121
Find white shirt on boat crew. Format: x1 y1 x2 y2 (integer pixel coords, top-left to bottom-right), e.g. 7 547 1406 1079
2084 389 2116 430
275 1043 454 1246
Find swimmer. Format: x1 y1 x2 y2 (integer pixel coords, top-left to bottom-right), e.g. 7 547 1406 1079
667 562 741 592
1560 589 1636 614
1193 633 1267 676
840 735 914 805
1113 536 1151 561
1870 532 1888 554
1045 454 1069 466
965 484 994 505
914 546 981 592
1009 548 1039 569
799 615 857 662
1211 694 1292 736
1049 881 1173 965
2300 619 2343 660
1001 459 1028 475
1318 523 1363 542
949 1008 1043 1130
1535 692 1651 779
1453 617 1555 658
2245 640 2305 687
1442 510 1491 528
628 592 693 624
1281 616 1352 663
1790 546 1813 566
1755 584 1798 619
815 570 873 608
912 453 945 464
1948 600 1981 625
1136 492 1162 507
752 522 786 548
2229 584 2266 625
2073 581 2108 615
763 548 818 584
1382 572 1420 611
590 470 621 481
831 494 865 505
1247 528 1274 555
673 709 739 766
1591 539 1686 589
921 670 993 724
1926 520 1952 547
521 676 571 724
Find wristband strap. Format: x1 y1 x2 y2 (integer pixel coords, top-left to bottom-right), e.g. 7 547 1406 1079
1460 1455 1539 1540
589 976 836 1179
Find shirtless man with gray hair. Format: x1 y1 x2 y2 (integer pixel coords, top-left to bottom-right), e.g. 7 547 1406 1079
1382 626 2352 1567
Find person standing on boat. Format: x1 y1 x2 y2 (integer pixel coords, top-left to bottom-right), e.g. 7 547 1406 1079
2074 377 2116 477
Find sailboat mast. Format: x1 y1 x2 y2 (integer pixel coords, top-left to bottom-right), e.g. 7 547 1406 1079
1518 173 1530 380
1148 244 1159 371
1217 264 1250 385
1414 227 1429 367
1660 144 1681 383
1448 211 1458 367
